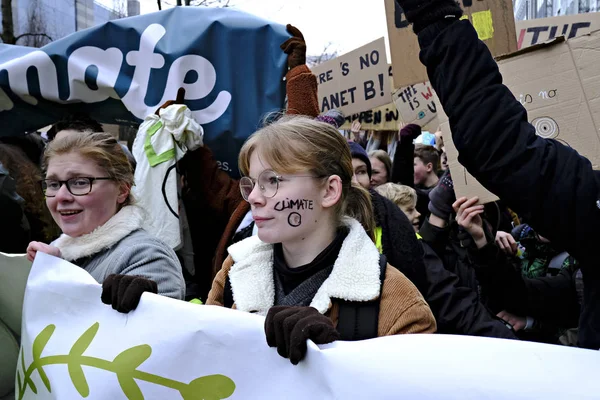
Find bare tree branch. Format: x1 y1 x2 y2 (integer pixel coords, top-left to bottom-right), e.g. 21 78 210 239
14 32 53 43
307 42 339 67
190 0 231 7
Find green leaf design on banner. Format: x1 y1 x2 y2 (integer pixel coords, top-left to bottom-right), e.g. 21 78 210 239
113 345 152 400
70 322 99 356
19 322 236 400
66 322 99 397
22 350 37 394
180 375 236 400
17 370 22 395
32 324 55 360
67 361 89 397
32 324 55 392
117 375 144 400
113 344 152 370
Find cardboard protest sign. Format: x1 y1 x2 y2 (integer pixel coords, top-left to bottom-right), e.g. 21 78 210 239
570 30 600 141
516 12 600 49
15 252 600 399
442 128 500 204
312 38 392 116
0 7 290 178
498 31 600 167
435 99 499 204
385 0 517 88
339 102 401 131
392 81 438 127
440 30 600 204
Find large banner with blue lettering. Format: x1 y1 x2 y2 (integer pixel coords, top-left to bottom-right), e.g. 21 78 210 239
0 7 289 177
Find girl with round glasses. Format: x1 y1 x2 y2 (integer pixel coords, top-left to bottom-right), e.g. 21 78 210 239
26 132 185 312
206 116 435 364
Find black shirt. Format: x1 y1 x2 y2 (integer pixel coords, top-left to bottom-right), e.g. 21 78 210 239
273 228 349 295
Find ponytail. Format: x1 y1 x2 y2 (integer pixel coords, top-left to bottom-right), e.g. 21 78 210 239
343 183 376 242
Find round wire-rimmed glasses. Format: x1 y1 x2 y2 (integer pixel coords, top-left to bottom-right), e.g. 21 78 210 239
239 170 323 201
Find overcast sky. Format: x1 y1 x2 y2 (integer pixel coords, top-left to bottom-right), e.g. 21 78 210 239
138 0 390 59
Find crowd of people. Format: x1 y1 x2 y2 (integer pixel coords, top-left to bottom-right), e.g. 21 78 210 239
1 0 597 370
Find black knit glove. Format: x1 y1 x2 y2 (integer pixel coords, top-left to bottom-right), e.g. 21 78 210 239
265 306 339 365
395 0 463 34
280 24 306 69
428 169 456 220
101 274 158 313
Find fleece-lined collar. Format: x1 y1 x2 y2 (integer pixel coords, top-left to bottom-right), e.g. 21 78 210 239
53 205 145 261
227 217 382 315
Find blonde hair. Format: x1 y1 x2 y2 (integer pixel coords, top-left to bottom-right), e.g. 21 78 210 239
43 132 135 206
239 116 375 240
375 183 417 209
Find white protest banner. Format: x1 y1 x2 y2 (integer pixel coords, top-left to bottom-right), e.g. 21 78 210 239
15 253 600 400
392 81 438 127
312 38 392 116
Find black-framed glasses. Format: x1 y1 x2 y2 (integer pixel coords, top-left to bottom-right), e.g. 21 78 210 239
41 177 113 197
239 170 323 201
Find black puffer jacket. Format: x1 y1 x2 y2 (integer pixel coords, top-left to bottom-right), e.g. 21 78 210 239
371 191 516 338
418 19 600 349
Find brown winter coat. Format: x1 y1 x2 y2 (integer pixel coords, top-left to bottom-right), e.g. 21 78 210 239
207 218 436 336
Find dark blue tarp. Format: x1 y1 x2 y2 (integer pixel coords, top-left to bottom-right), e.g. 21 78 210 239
0 7 290 177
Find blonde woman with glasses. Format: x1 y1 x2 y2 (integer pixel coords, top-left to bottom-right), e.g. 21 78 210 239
206 116 435 365
26 132 185 313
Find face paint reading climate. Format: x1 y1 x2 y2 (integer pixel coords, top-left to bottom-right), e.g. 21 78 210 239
274 199 314 212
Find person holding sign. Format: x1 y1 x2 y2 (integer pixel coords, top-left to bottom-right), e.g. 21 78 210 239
206 116 436 364
26 132 185 313
395 0 600 348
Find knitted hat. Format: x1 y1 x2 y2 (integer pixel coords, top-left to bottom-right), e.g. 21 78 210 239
348 141 372 177
511 224 534 241
315 109 345 129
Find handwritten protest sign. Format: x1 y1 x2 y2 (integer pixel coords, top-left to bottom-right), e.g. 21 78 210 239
312 38 391 116
385 0 517 88
339 102 399 131
516 12 600 49
9 252 600 399
498 31 600 166
392 81 438 127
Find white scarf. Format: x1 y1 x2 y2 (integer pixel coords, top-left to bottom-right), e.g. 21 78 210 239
53 205 145 261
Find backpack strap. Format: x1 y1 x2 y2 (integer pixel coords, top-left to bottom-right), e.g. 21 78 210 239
336 254 387 341
223 276 234 308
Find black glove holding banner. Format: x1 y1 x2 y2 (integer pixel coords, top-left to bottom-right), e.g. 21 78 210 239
395 0 463 33
101 274 158 313
265 306 339 365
